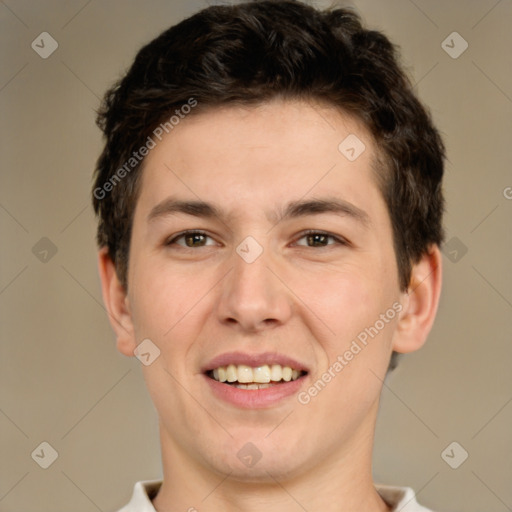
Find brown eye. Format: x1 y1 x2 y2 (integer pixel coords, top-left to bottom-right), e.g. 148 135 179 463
306 233 329 247
183 233 207 247
295 231 345 248
166 231 216 248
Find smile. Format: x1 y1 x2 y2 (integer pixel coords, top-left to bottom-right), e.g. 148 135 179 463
207 364 306 389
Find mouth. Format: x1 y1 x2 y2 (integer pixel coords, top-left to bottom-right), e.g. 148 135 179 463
206 364 307 390
202 351 309 407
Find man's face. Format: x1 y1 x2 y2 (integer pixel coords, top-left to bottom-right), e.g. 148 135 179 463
124 100 406 479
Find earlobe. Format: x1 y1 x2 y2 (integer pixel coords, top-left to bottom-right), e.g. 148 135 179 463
97 248 136 357
392 245 443 354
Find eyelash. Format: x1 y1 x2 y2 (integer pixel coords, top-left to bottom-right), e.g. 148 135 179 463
165 230 348 249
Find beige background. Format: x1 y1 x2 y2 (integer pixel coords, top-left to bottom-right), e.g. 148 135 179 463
1 1 511 511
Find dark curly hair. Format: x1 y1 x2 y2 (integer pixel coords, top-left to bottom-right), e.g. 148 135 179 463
92 0 445 299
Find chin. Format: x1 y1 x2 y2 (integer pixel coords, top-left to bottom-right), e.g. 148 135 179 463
203 440 308 483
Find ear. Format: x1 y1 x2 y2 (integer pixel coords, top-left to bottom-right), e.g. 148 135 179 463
97 247 137 357
392 244 442 353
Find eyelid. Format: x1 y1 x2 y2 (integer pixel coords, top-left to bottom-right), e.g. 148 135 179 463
292 229 349 247
165 229 219 246
164 229 349 248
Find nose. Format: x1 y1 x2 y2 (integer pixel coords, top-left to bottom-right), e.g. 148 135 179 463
216 244 293 333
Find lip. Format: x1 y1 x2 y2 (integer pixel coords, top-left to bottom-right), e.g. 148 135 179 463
203 373 308 409
201 351 309 409
202 351 309 373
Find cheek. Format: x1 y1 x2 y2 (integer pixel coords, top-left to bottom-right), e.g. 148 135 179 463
128 259 206 341
294 264 396 357
297 265 371 324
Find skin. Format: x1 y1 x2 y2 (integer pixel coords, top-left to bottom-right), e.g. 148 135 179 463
98 99 442 512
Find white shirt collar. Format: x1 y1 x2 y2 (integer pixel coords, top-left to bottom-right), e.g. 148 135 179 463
117 480 434 512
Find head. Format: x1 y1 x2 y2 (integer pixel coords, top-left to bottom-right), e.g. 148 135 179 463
93 0 444 484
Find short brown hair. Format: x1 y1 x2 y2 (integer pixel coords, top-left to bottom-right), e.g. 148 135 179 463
93 0 445 293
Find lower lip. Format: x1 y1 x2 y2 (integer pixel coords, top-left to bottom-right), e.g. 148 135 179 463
203 374 307 408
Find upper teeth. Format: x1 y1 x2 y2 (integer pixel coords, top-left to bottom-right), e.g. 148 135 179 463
211 364 302 383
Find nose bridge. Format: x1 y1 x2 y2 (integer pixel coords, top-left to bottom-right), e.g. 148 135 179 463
233 244 271 296
217 237 292 330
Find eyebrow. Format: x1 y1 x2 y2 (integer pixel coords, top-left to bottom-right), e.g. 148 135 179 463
148 198 221 223
147 196 371 227
278 197 371 227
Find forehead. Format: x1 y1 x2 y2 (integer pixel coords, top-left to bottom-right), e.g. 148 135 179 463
136 99 385 223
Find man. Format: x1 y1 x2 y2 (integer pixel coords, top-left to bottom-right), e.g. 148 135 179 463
92 1 444 510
